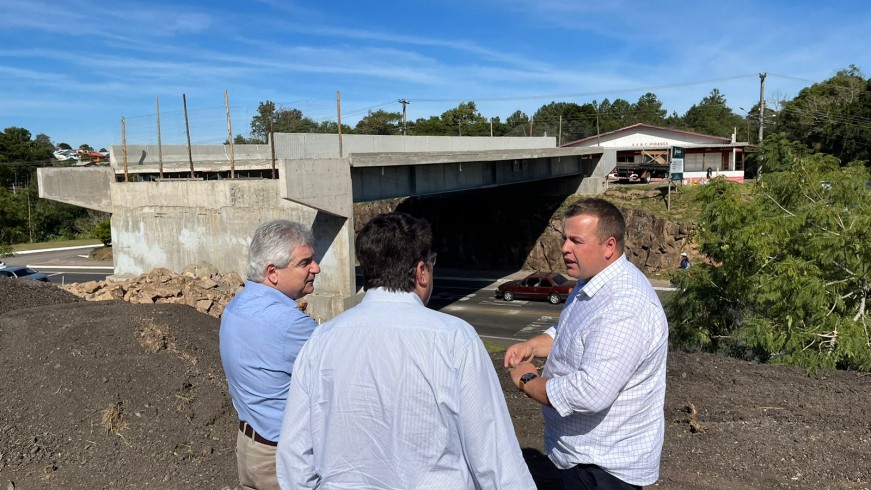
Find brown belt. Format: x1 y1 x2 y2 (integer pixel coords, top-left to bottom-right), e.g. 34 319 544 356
239 421 277 447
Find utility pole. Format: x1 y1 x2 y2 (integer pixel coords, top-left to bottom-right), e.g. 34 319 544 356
398 99 409 135
337 90 344 157
122 116 128 183
225 90 235 178
156 96 163 180
758 73 766 142
558 114 563 146
269 107 276 179
183 93 194 179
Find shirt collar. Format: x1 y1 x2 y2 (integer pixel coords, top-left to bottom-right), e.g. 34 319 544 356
361 287 424 306
579 254 629 299
243 279 300 307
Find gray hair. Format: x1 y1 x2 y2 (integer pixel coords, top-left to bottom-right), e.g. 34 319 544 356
246 220 314 282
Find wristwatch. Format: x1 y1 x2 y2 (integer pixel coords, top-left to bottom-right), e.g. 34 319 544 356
519 372 538 393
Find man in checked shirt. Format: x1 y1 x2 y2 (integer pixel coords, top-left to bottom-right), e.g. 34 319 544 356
505 198 668 489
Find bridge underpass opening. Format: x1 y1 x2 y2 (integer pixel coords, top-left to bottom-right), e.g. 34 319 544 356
354 177 583 274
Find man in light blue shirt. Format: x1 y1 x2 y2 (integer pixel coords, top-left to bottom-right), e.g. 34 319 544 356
505 199 668 489
277 212 535 489
221 220 321 490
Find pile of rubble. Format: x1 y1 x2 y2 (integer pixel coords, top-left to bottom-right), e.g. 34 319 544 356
62 262 244 318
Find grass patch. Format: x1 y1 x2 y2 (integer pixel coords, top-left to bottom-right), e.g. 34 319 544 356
11 238 102 252
483 341 506 353
603 180 754 224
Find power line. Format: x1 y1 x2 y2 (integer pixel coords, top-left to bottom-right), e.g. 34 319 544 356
411 74 761 103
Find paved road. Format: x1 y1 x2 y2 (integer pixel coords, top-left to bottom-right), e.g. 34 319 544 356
3 245 112 286
5 247 675 347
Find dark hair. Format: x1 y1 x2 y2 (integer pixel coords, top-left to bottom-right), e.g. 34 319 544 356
564 198 625 252
355 212 433 292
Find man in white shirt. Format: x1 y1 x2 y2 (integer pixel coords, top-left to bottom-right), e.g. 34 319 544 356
277 212 535 490
505 198 668 489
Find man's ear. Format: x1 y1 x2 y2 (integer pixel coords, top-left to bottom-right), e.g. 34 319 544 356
416 261 430 288
264 264 279 285
604 236 618 260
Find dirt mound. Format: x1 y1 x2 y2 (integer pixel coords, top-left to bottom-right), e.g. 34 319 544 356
0 276 83 312
0 279 237 488
2 278 870 489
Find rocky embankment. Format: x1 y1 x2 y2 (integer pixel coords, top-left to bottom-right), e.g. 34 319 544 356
61 263 244 318
523 204 694 274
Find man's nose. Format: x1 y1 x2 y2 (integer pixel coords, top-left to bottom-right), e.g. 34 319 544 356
311 261 321 274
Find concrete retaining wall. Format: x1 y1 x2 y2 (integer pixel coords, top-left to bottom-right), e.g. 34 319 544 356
110 135 557 167
109 144 273 167
109 179 352 322
37 167 114 213
275 134 556 159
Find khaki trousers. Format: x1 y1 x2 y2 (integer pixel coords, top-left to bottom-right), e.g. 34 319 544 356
236 429 279 490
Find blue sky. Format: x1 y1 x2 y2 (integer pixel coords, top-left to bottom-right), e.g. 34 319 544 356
1 0 869 149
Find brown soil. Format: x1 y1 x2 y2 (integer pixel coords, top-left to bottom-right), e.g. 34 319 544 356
2 278 869 489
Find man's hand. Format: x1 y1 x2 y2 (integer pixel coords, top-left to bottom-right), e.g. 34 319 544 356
504 341 535 368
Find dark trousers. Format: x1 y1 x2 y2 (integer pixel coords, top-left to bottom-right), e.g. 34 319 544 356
560 463 641 490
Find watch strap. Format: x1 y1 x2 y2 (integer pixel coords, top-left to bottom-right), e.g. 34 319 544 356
519 372 538 392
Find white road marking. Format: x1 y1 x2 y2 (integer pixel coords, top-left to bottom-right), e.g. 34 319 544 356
479 300 529 306
515 315 556 336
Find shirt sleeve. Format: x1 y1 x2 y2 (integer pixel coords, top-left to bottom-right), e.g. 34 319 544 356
546 298 654 417
276 343 318 489
284 312 319 372
456 335 536 490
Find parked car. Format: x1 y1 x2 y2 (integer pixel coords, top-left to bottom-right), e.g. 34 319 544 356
0 266 50 282
496 272 576 304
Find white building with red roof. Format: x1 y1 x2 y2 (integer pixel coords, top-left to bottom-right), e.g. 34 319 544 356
562 123 750 184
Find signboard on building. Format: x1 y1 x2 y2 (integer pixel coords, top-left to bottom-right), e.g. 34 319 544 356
670 146 685 181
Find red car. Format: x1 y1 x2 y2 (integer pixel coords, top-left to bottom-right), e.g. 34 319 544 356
496 272 576 304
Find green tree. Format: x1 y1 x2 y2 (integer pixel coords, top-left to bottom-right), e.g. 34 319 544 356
532 102 596 143
777 66 871 165
667 148 871 372
682 89 744 137
248 101 319 142
232 134 263 145
0 127 51 162
440 101 488 136
504 110 530 136
57 142 72 150
632 93 667 126
408 115 448 136
93 219 112 246
315 121 353 134
600 98 633 132
354 109 402 135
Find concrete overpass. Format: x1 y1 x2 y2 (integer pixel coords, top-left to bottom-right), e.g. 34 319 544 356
38 134 610 322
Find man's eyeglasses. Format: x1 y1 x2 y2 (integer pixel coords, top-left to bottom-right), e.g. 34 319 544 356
410 252 438 273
